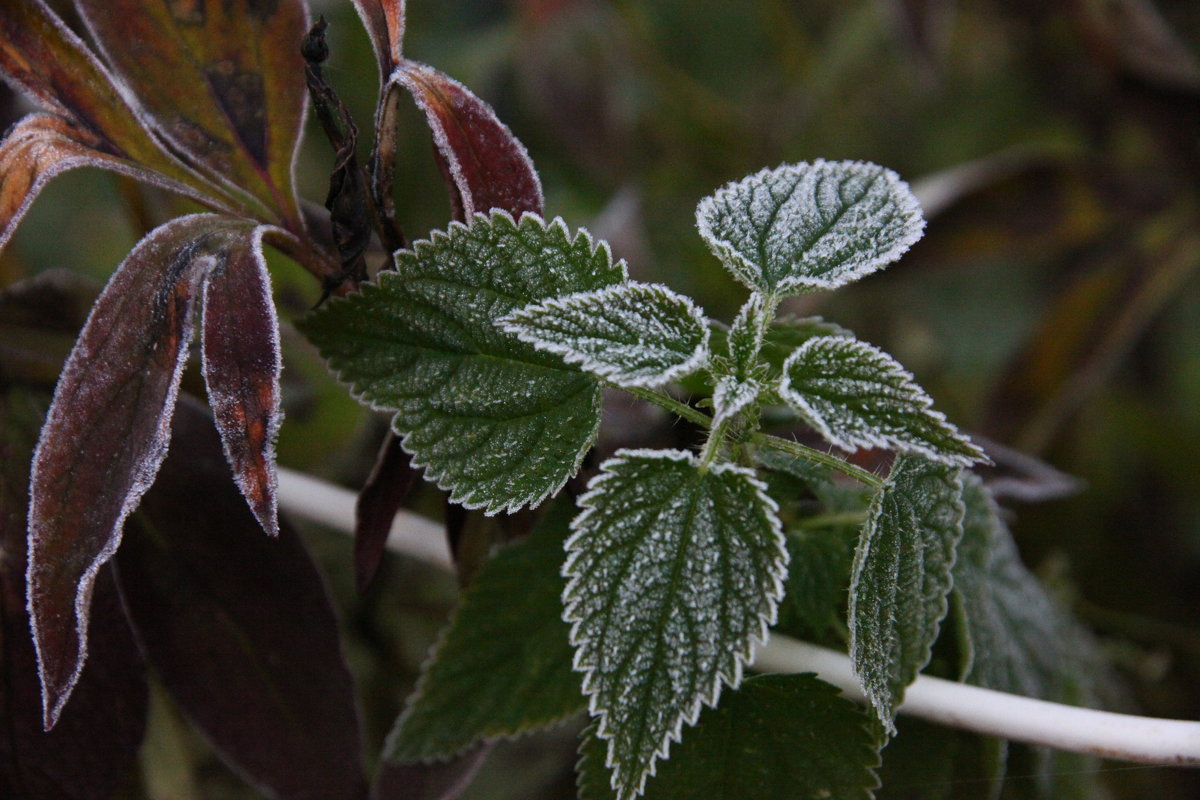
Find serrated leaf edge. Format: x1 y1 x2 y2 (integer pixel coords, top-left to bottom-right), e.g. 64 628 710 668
561 448 788 799
778 335 986 467
695 160 926 295
497 281 711 388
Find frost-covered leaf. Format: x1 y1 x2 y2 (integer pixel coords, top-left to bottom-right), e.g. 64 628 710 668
725 294 771 380
499 282 709 388
384 497 582 761
351 0 407 79
849 455 964 731
696 160 925 296
711 375 761 426
298 212 624 514
26 214 264 727
777 529 856 641
564 449 787 800
393 60 543 220
116 398 366 800
76 0 309 223
779 335 986 466
577 674 879 800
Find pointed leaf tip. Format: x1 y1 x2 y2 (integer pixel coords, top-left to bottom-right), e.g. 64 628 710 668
696 160 925 296
564 450 788 799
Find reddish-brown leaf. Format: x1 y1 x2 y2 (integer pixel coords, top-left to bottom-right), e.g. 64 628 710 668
393 61 544 219
0 113 216 254
116 397 367 800
74 0 310 225
355 432 418 592
1 388 148 800
26 213 256 728
371 743 491 800
201 226 282 538
351 0 407 80
0 1 195 183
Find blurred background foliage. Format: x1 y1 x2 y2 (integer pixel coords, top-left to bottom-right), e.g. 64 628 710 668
3 0 1200 797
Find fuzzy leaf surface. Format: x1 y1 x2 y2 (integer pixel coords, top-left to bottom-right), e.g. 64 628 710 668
499 282 709 388
75 0 309 222
298 212 623 514
26 214 265 727
393 61 543 219
564 449 787 800
116 398 366 800
384 497 581 761
351 0 407 79
577 675 879 800
780 335 986 466
696 160 924 296
849 455 964 731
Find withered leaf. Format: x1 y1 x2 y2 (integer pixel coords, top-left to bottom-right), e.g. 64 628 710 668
1 387 147 800
26 213 280 727
354 432 418 592
351 0 408 80
75 0 309 224
393 60 544 219
116 397 367 800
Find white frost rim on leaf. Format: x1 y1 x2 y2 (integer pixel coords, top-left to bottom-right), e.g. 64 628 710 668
712 375 761 427
778 335 985 467
274 467 1200 768
497 282 710 389
561 448 787 798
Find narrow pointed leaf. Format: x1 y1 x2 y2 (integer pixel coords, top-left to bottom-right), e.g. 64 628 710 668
780 335 986 466
564 449 788 800
499 282 709 388
115 398 366 800
384 497 582 761
393 61 543 219
0 0 183 173
0 113 211 254
298 212 623 514
726 294 771 380
75 0 309 222
849 455 964 731
1 387 148 800
27 214 256 727
200 225 282 537
577 675 879 800
696 160 925 296
355 432 419 592
351 0 407 79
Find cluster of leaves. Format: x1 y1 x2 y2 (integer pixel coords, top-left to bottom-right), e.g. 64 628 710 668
301 157 1112 799
0 0 1123 799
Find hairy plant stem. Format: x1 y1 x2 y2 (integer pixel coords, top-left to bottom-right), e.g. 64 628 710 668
274 467 1200 768
621 385 712 429
750 431 884 489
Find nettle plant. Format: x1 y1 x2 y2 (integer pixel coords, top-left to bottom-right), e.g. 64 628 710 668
0 1 1120 799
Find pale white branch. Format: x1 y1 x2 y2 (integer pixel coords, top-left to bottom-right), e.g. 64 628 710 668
275 466 1200 767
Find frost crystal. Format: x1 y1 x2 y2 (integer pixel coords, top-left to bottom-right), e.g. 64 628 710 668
498 282 709 388
695 160 925 296
563 449 787 800
779 335 986 466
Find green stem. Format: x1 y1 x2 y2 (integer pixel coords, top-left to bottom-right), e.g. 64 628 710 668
622 386 712 429
750 431 884 489
790 510 868 530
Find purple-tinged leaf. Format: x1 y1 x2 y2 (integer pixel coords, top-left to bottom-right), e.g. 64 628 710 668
26 213 256 728
0 113 217 255
0 1 200 186
393 61 543 219
116 397 367 800
74 0 310 224
372 744 490 800
351 0 408 80
355 432 419 592
201 226 283 538
1 388 148 800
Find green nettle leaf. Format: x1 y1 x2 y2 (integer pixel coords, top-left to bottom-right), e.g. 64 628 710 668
778 529 856 640
383 498 582 761
498 282 709 388
298 212 625 514
563 449 788 800
577 675 880 800
849 455 965 731
695 160 925 296
711 375 761 426
726 294 770 380
779 335 986 466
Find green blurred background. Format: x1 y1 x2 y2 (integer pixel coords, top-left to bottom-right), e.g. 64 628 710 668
3 0 1199 797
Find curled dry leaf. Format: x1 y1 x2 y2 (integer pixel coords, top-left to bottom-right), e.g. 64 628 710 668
27 214 284 727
